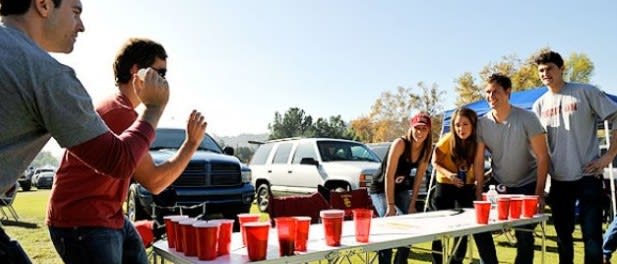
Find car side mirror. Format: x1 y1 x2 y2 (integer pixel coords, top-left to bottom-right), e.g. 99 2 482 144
223 146 234 156
300 157 319 166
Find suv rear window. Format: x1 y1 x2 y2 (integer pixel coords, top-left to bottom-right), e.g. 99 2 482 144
250 143 274 165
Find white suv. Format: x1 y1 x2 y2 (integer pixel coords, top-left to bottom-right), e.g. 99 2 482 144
249 138 381 212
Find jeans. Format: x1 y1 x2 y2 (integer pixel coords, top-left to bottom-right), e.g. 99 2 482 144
49 216 147 264
550 176 603 264
370 190 411 264
498 181 538 264
430 183 498 264
603 215 617 259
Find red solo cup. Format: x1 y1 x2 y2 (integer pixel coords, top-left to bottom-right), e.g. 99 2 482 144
522 195 539 218
171 216 190 252
179 218 198 256
320 209 345 246
193 221 220 261
275 217 297 256
244 222 270 261
164 215 187 248
497 196 511 220
294 216 311 252
509 198 523 219
473 201 491 224
238 213 261 245
210 219 234 256
352 209 373 243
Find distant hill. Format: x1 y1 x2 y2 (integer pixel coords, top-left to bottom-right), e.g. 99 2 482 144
213 133 269 149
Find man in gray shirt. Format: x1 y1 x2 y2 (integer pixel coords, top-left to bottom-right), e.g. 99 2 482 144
0 0 169 261
474 73 549 264
532 50 617 264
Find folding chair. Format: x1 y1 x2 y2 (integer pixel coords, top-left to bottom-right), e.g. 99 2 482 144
329 188 374 220
267 191 330 225
0 183 20 221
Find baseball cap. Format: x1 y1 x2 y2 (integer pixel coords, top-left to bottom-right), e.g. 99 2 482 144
410 112 431 128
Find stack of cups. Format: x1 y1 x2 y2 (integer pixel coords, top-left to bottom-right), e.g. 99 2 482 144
179 218 198 257
294 216 311 252
170 215 189 252
244 222 270 261
509 196 524 219
237 213 261 246
522 195 539 218
274 217 296 256
163 215 187 249
209 219 235 256
497 196 511 221
352 209 373 243
193 221 220 261
473 201 491 224
320 209 345 246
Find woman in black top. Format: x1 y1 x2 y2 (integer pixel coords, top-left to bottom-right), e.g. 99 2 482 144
368 112 433 264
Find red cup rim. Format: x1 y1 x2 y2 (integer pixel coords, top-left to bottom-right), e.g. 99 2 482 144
164 215 187 220
238 213 260 218
293 216 312 222
179 219 197 225
320 209 345 218
473 201 490 204
243 222 270 228
497 197 511 201
208 219 234 224
193 221 219 228
170 215 190 222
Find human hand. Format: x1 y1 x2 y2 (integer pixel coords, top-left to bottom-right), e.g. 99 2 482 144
450 174 464 188
185 110 207 147
133 68 169 108
537 195 546 214
385 205 397 217
408 204 417 214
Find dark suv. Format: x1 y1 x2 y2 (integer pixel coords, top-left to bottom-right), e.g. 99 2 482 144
127 128 255 224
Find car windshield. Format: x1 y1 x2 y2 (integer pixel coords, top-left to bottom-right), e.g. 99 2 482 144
317 140 380 162
151 129 222 153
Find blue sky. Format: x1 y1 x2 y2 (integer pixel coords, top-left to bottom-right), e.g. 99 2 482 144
46 0 616 155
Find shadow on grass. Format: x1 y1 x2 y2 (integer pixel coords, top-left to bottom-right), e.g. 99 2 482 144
1 219 38 229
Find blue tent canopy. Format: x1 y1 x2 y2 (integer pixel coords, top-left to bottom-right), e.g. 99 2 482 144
441 86 617 133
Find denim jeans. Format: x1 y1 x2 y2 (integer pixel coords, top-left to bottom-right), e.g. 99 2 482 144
370 190 411 264
603 215 617 259
550 176 603 264
49 216 147 264
498 181 538 264
429 183 498 264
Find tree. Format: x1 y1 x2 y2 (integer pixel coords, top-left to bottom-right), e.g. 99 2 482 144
351 82 445 143
268 107 356 140
31 151 59 168
235 146 255 163
454 48 595 106
268 107 313 140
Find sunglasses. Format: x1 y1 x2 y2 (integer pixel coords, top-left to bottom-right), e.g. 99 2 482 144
152 68 167 79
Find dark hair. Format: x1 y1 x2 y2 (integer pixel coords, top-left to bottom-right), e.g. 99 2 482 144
449 107 478 167
534 50 564 68
487 73 512 90
0 0 62 16
113 38 167 85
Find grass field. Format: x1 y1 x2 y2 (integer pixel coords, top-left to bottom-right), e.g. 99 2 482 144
2 189 614 263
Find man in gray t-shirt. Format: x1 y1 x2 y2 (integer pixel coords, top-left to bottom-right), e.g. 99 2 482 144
473 73 549 264
532 50 617 264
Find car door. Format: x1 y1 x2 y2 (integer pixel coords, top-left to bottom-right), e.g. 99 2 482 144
287 141 324 189
269 142 294 190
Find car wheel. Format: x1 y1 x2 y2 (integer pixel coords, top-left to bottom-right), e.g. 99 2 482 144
21 182 31 192
127 187 149 222
256 184 270 212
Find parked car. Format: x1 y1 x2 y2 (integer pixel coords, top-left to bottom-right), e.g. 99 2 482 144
31 166 56 189
249 137 381 212
127 128 255 225
17 166 34 191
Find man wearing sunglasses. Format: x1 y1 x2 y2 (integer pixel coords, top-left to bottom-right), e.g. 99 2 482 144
46 38 207 263
0 1 169 262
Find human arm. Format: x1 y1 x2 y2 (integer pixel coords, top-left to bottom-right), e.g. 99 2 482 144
385 138 404 216
133 110 207 194
473 142 487 200
432 148 464 188
529 133 549 212
409 158 430 214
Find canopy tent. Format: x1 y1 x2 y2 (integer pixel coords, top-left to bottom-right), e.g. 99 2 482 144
425 86 617 216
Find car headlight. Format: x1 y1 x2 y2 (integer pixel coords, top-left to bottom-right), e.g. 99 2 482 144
241 170 252 183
